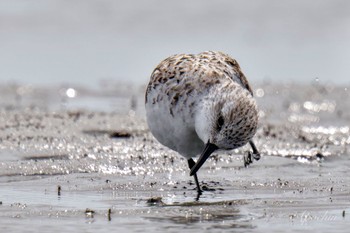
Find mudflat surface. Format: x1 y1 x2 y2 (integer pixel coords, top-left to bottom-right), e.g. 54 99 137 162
0 82 349 232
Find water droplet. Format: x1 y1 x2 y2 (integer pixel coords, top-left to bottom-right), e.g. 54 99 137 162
66 88 77 98
256 88 265 98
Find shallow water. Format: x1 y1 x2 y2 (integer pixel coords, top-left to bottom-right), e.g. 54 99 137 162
0 82 349 232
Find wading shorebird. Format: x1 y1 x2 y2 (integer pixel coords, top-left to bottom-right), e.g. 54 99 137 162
145 51 260 194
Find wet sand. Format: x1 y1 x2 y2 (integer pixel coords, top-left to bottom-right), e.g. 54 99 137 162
0 82 349 232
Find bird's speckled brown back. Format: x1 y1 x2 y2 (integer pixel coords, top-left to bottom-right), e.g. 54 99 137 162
146 51 253 105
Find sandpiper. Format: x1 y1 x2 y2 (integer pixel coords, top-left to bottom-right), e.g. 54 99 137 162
145 51 260 194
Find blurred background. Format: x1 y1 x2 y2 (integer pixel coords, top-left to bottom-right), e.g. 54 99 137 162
1 0 349 88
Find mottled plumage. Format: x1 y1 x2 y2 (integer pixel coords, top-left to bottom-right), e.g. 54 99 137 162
145 51 260 194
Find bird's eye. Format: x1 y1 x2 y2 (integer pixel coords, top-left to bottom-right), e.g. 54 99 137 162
217 115 224 131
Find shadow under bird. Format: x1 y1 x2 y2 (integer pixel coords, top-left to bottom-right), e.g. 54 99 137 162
145 51 260 195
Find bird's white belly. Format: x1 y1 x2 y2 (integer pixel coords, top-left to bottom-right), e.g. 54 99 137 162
146 102 204 158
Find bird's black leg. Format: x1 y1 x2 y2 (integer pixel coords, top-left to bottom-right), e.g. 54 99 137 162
244 151 253 167
249 140 260 160
188 158 202 195
244 140 261 167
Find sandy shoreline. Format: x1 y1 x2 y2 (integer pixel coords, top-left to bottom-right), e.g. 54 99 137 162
0 82 349 232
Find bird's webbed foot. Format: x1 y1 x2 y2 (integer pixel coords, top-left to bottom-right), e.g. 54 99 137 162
244 140 260 167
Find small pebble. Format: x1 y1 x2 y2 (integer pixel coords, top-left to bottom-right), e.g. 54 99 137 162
85 208 95 218
146 197 164 206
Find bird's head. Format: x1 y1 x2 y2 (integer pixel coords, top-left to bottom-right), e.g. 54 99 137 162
191 87 258 175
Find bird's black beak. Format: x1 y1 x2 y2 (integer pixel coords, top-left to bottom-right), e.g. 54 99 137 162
190 142 218 176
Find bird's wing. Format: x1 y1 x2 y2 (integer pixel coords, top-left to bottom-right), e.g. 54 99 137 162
199 51 254 96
